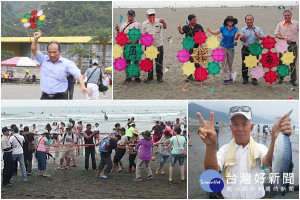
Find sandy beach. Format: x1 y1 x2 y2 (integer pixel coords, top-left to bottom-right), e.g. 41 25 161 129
188 125 299 199
1 147 187 199
113 6 299 100
1 84 112 100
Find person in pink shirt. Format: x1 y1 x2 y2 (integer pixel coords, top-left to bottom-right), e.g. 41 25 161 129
36 132 51 177
275 10 299 86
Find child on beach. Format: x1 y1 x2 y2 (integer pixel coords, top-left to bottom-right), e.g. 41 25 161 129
133 130 153 181
154 130 171 175
126 129 140 173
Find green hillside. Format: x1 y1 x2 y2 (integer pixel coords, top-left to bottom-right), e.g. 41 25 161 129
1 1 112 37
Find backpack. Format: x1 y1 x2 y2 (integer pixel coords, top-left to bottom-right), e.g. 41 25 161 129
99 139 110 152
25 134 35 153
62 133 75 144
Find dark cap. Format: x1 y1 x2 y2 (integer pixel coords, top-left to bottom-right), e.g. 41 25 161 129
128 10 135 15
174 127 182 134
12 126 19 133
2 127 11 133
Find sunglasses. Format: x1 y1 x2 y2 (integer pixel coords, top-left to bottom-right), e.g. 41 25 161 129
149 14 155 16
229 106 251 113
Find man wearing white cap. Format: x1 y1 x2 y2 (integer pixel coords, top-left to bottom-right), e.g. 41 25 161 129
197 106 292 199
83 59 105 100
142 9 167 82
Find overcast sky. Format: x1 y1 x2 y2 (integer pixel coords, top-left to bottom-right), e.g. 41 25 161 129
189 100 299 121
113 0 298 8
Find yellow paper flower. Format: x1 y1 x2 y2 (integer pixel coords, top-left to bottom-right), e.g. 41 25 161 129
181 61 196 76
145 45 159 60
113 44 123 59
243 55 258 68
39 14 46 21
206 36 219 50
21 18 28 23
281 51 295 65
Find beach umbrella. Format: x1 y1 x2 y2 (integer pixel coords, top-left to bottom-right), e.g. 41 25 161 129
123 43 144 62
206 36 219 50
115 32 128 46
126 63 140 77
191 46 210 65
261 35 276 50
259 51 280 70
250 66 265 80
113 44 123 59
193 31 207 45
281 51 295 65
243 55 259 68
211 48 225 62
144 45 159 60
177 49 190 63
181 61 196 76
194 66 208 82
1 57 40 67
277 64 290 77
263 70 278 84
275 40 289 54
207 61 221 76
127 27 141 41
113 57 127 72
140 33 154 47
248 42 263 56
139 58 153 72
182 36 195 50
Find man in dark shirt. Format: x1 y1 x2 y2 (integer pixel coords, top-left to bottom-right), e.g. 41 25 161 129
151 121 164 153
23 126 34 175
96 135 120 179
177 14 204 82
83 124 96 171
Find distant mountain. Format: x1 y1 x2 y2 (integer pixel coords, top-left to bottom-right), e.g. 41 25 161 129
188 103 274 124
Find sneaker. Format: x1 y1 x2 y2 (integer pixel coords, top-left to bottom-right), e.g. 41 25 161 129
135 78 141 83
133 177 142 182
186 74 193 82
229 78 233 82
104 95 107 98
126 170 132 173
252 78 258 85
147 175 153 180
143 78 151 83
43 173 51 177
23 178 28 182
123 78 131 85
3 184 12 187
27 172 32 175
169 178 173 182
223 80 229 85
181 177 186 181
99 175 108 179
290 80 297 86
38 173 43 176
242 78 248 84
157 78 163 82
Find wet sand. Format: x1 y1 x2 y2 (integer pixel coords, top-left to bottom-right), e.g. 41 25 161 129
1 148 187 199
113 7 299 100
1 84 112 100
188 125 299 199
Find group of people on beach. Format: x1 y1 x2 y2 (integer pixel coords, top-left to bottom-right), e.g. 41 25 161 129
116 8 298 87
1 116 187 186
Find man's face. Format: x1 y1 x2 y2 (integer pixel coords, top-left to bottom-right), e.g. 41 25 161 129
87 126 91 131
3 131 9 136
127 13 135 21
189 18 197 26
147 14 155 20
230 115 254 147
48 44 61 63
120 130 125 135
245 16 254 27
284 12 292 23
67 129 72 135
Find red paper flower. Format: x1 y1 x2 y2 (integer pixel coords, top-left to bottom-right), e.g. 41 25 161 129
139 58 153 72
30 24 37 29
259 51 280 70
31 10 38 16
263 70 278 84
193 31 207 45
115 32 129 46
194 66 208 81
261 35 276 50
29 16 39 24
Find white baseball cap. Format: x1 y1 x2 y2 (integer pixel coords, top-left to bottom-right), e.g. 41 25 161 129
147 9 155 15
229 106 252 121
92 59 99 64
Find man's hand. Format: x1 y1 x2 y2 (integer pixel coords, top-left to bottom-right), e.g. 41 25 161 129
81 87 91 96
177 24 182 31
34 30 42 40
271 112 292 140
159 17 165 24
115 24 120 32
197 112 217 146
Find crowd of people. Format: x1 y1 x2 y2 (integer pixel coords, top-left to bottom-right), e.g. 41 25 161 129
116 9 298 86
1 117 187 186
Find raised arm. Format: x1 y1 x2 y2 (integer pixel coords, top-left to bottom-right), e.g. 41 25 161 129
197 112 219 171
31 30 42 56
262 113 292 167
206 26 221 35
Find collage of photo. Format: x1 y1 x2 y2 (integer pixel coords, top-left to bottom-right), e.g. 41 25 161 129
1 0 299 199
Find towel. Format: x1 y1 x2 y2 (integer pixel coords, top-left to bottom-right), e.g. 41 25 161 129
223 136 259 180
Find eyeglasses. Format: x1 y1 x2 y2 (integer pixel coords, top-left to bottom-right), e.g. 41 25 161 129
229 106 251 113
149 14 155 16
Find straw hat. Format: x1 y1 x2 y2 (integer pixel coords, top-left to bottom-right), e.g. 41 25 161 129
132 129 139 135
